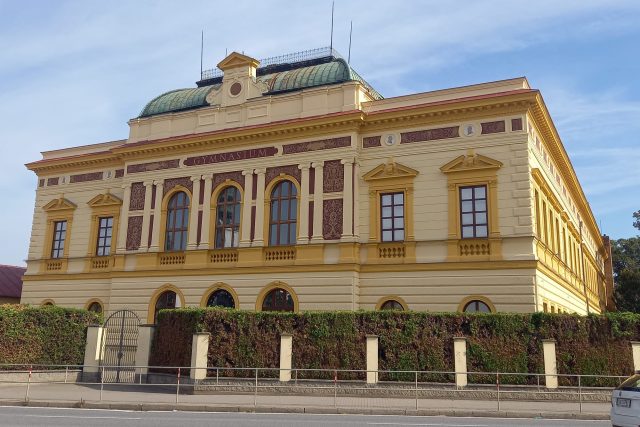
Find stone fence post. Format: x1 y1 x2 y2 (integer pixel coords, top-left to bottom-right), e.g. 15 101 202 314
279 334 293 382
542 339 558 389
190 332 210 380
366 335 379 384
82 325 104 380
134 324 155 383
453 337 467 388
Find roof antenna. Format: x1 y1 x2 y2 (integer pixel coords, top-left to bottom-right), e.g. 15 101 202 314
329 1 334 52
200 30 204 79
348 20 353 64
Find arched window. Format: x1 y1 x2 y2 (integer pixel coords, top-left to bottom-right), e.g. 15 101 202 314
463 300 491 313
165 192 189 251
269 180 297 246
206 289 235 308
87 301 103 314
380 299 404 311
154 290 182 322
261 288 294 312
215 186 241 248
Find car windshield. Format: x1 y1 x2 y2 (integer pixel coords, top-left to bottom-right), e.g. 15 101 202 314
619 374 640 391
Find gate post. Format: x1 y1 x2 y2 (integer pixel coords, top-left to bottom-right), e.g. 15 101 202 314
279 334 293 382
366 335 379 384
454 337 468 388
135 324 156 383
83 325 104 381
190 332 210 380
631 342 640 371
543 339 558 389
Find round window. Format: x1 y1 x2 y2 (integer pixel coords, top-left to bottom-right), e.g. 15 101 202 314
229 82 242 96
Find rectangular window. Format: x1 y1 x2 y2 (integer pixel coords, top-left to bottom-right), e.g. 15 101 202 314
96 217 113 256
459 185 488 238
51 220 67 259
380 192 405 242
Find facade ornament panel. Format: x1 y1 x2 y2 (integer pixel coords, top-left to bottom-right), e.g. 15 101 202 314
129 182 146 211
127 159 180 174
126 216 143 251
212 171 244 191
265 165 301 185
323 198 343 240
323 159 344 193
282 136 351 154
400 126 460 144
163 176 193 196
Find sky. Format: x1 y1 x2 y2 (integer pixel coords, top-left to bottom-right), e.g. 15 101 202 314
0 0 639 266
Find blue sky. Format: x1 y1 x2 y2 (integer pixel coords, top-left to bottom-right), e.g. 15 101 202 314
0 0 638 266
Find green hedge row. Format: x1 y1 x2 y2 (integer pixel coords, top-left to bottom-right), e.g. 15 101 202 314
150 309 640 386
0 304 99 368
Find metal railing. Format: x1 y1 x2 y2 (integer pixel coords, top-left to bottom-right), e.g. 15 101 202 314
0 363 625 414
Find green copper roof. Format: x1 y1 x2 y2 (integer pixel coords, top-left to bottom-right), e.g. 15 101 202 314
139 85 219 118
138 57 381 118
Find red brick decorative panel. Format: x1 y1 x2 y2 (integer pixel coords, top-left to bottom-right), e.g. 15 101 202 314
511 118 523 131
323 160 344 193
129 182 145 211
127 159 180 174
126 216 143 251
363 136 382 148
481 120 506 134
148 215 154 248
308 201 314 238
309 167 315 195
197 211 203 245
38 179 44 187
265 165 301 187
282 136 351 154
252 174 257 200
250 206 256 241
115 169 125 178
199 179 205 205
400 126 459 144
184 147 277 166
323 199 343 240
47 177 59 186
70 171 103 184
212 171 244 192
163 177 193 197
151 184 157 209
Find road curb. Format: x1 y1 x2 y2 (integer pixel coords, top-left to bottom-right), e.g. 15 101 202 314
0 399 610 420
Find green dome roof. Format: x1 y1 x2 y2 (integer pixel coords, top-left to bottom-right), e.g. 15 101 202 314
139 85 219 118
138 58 381 118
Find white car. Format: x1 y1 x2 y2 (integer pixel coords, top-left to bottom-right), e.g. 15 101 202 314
612 373 640 427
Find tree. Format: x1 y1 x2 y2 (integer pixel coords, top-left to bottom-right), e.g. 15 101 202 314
613 211 640 312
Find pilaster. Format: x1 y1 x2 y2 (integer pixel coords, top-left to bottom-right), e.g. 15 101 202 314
148 180 164 252
199 175 213 250
240 170 254 247
253 168 266 246
116 184 131 254
187 176 201 250
297 163 311 244
139 181 154 252
311 161 324 243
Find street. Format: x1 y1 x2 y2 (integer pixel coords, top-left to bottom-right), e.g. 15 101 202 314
0 406 610 427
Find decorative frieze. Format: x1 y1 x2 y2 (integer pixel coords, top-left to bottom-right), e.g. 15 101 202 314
265 165 301 186
163 177 193 197
129 182 145 211
47 177 59 186
511 118 523 131
323 199 343 240
127 159 180 174
184 147 277 166
115 169 125 178
400 126 459 144
126 216 143 251
212 171 244 191
323 160 344 193
282 136 351 155
70 171 103 184
363 136 382 148
481 120 506 134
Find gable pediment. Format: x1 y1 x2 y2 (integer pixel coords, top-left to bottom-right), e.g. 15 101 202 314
43 197 76 212
440 150 503 174
87 192 122 208
217 52 260 71
363 159 419 182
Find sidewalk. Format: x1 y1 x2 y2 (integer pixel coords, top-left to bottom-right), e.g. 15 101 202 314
0 382 611 420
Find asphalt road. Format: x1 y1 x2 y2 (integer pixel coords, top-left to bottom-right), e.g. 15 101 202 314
0 406 611 426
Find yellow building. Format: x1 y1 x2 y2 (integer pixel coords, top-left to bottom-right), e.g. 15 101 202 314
22 48 613 321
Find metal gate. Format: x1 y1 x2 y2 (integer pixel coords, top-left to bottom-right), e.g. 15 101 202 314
100 309 140 383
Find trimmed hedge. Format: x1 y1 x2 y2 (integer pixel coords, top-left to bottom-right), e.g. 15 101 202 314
0 304 99 368
150 309 640 386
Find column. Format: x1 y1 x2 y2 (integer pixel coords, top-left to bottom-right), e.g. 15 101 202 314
134 324 156 383
632 342 640 371
139 181 154 252
253 168 266 246
82 325 104 379
341 158 354 241
199 175 213 250
116 184 131 253
190 332 210 380
310 161 324 242
297 163 311 244
353 162 360 238
279 334 293 382
240 170 254 247
366 335 378 384
148 180 164 252
187 176 201 250
542 339 558 389
454 337 468 388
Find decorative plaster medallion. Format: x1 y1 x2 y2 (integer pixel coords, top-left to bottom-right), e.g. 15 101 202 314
382 133 397 146
229 82 242 96
463 124 475 137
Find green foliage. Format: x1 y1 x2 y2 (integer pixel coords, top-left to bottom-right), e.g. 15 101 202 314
0 304 99 368
152 309 640 383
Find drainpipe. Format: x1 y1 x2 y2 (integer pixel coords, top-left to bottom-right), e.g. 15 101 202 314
579 221 590 315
